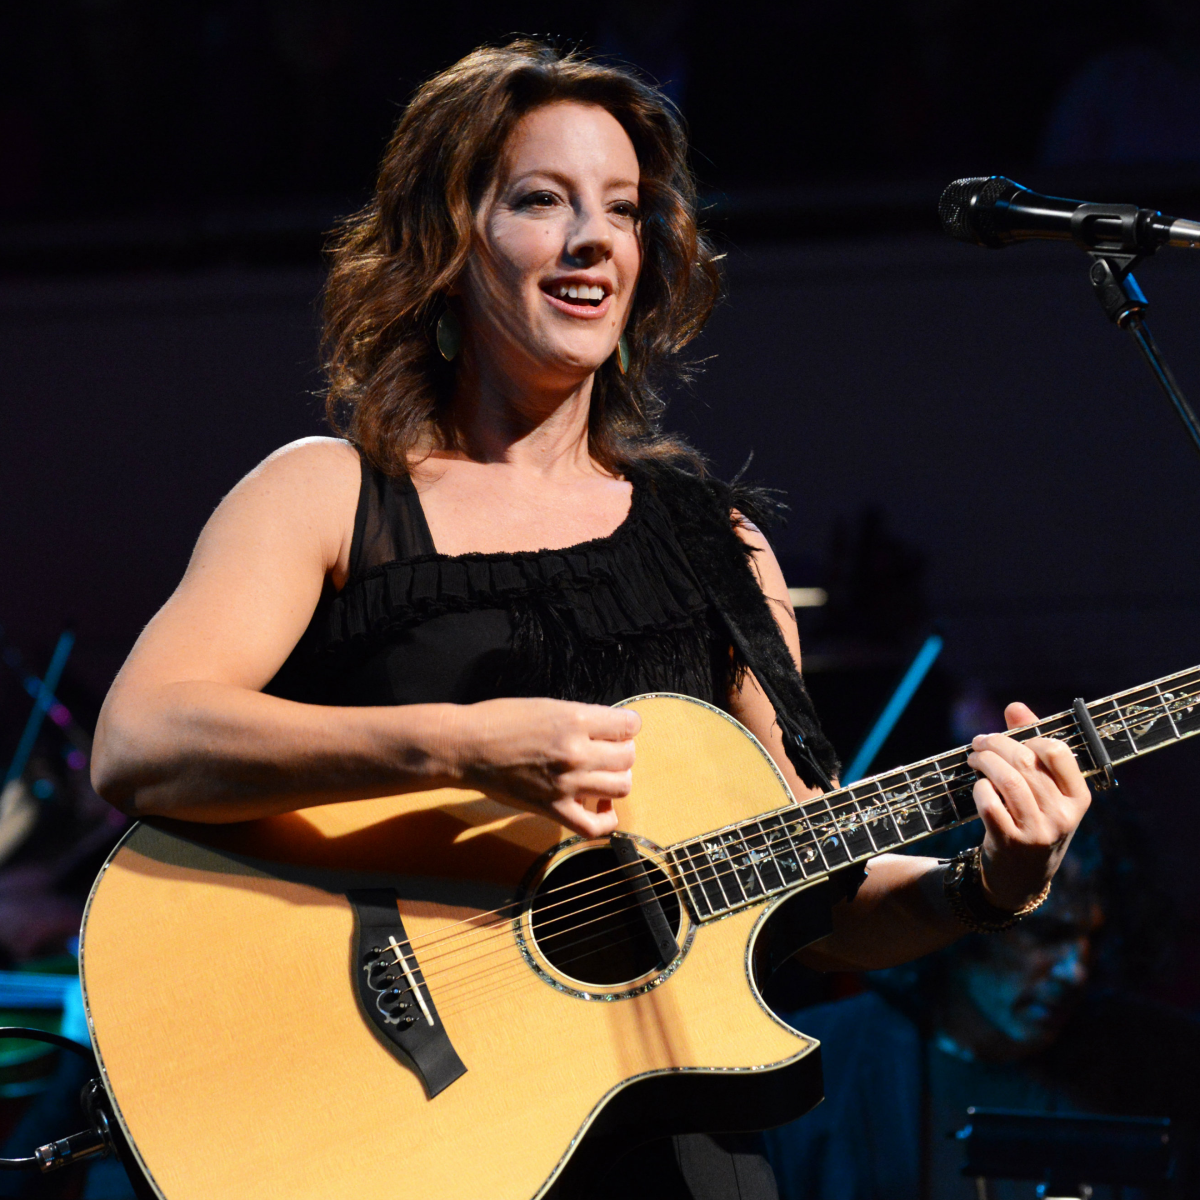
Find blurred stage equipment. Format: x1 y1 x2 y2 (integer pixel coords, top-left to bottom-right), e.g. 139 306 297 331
939 175 1200 460
4 630 75 786
843 631 943 783
1 624 93 766
956 1108 1173 1199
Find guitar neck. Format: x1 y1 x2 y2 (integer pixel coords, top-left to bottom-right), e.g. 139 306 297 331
667 663 1200 922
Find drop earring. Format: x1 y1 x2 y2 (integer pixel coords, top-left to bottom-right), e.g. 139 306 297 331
615 334 630 375
435 308 462 362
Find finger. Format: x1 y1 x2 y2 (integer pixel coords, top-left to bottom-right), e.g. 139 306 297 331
967 748 1048 829
587 705 642 741
585 739 636 772
970 736 1075 814
553 797 620 838
972 776 1019 840
972 732 1040 776
1005 701 1039 730
570 768 634 801
1024 736 1091 803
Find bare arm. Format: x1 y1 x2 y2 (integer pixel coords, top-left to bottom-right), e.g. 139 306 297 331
726 518 1091 971
92 438 637 834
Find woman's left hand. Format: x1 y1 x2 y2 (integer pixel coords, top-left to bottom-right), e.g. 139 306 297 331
967 702 1092 911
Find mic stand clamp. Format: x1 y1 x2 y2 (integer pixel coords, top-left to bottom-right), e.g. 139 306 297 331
1086 251 1200 459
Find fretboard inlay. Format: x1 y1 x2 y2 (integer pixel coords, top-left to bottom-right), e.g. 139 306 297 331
667 664 1200 922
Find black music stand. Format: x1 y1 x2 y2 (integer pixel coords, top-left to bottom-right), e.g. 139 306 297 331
955 1108 1173 1200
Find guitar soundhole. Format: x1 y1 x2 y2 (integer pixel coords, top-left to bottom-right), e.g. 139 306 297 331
529 847 682 987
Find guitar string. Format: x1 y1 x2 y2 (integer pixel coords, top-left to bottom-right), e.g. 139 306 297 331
360 682 1200 994
365 699 1200 1013
361 684 1200 1015
377 686 1195 1002
373 670 1200 965
383 732 1060 1009
358 677 1200 990
401 800 997 1014
376 684 1200 1015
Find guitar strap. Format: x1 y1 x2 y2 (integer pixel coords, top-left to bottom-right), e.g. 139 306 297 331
638 463 840 794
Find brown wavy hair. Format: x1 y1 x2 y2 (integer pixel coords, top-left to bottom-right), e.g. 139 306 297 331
321 39 722 477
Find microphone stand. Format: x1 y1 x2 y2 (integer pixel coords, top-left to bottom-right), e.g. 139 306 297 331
1087 252 1200 459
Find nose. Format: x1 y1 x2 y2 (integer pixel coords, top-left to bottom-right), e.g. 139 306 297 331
564 198 614 266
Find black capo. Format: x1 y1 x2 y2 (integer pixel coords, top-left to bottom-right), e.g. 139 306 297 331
1072 698 1117 790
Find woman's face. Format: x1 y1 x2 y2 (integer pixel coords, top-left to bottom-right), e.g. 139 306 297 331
459 100 642 391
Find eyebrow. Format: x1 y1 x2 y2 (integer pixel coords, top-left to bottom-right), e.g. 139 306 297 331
509 169 639 192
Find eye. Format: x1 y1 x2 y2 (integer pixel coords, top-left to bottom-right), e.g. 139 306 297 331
611 201 641 222
518 190 559 210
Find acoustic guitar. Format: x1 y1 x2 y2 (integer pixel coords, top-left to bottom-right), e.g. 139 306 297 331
79 666 1200 1200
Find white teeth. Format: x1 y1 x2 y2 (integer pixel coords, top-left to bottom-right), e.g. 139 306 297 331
551 283 606 303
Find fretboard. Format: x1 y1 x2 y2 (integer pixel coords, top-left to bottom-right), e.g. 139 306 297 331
667 663 1200 922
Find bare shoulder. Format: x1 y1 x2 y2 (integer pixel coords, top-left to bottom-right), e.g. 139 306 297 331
217 437 359 532
240 436 360 497
193 436 361 587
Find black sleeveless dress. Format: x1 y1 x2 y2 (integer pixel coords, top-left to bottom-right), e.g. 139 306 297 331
267 457 780 1200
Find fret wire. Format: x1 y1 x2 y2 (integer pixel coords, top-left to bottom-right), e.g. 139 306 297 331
1153 682 1182 740
690 841 729 915
674 845 713 919
802 797 836 874
751 818 782 890
741 825 770 897
667 681 1200 921
850 783 882 855
854 778 887 843
775 809 810 879
676 844 710 916
707 837 743 910
665 673 1200 921
816 786 848 866
930 764 960 824
871 775 905 845
787 808 824 875
720 840 748 902
1112 698 1143 764
763 816 801 892
905 767 935 834
931 757 961 823
872 774 907 842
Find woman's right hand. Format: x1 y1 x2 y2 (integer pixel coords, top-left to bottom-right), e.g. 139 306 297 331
443 698 640 837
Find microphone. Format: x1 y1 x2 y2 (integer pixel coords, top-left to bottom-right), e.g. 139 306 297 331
939 176 1200 254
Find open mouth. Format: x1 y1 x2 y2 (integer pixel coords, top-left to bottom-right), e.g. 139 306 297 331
542 282 609 309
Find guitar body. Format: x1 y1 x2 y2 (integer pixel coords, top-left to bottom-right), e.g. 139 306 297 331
80 695 825 1200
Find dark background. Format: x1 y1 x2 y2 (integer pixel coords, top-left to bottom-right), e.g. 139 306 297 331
3 0 1200 997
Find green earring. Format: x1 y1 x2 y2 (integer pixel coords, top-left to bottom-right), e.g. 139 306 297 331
615 334 630 375
436 308 462 362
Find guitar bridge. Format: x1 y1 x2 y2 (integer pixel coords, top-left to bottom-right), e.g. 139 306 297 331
347 889 467 1099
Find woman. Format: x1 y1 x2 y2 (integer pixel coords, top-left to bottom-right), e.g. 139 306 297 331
92 40 1090 1200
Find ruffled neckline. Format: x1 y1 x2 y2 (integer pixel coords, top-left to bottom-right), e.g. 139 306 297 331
313 483 711 662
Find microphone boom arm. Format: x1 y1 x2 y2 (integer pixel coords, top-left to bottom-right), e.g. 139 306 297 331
1087 250 1200 460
